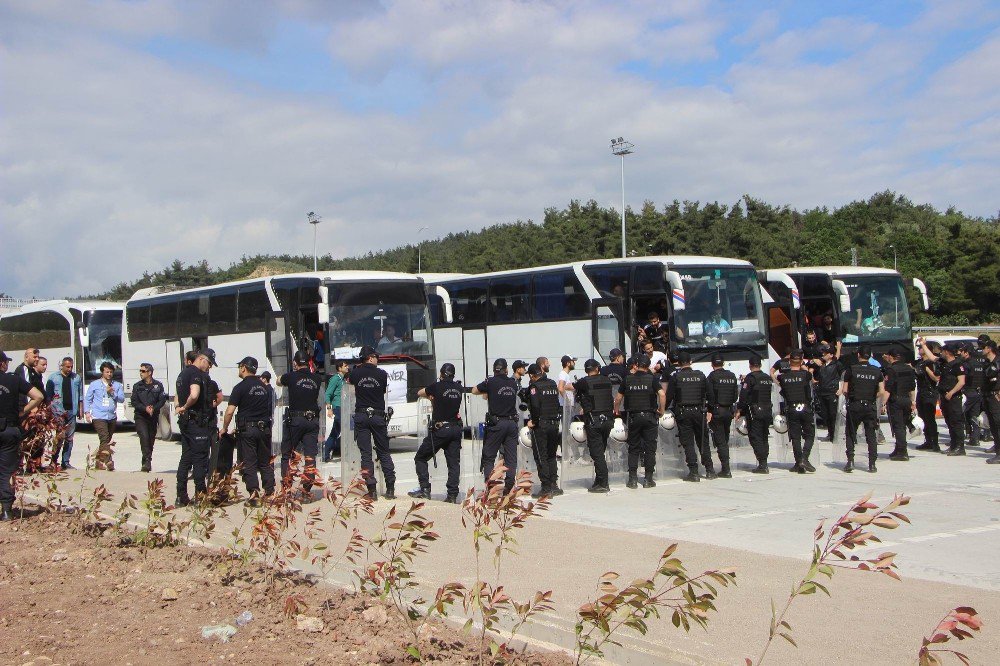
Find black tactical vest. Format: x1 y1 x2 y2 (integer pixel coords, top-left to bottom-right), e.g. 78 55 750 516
847 364 880 401
888 361 916 397
984 359 999 393
578 374 614 413
965 356 986 391
750 371 773 409
533 377 561 419
708 369 738 407
780 369 812 404
938 360 962 394
623 373 658 412
675 368 707 406
916 359 938 395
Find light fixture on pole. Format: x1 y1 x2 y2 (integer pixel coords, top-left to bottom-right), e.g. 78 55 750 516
307 212 322 271
610 137 634 259
888 244 897 272
417 226 428 274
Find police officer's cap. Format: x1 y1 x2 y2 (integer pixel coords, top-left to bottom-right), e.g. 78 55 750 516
636 354 651 368
626 356 638 367
710 353 724 366
197 348 218 367
583 358 600 373
0 350 10 363
748 355 762 368
857 345 873 359
512 359 527 371
526 363 542 376
942 342 959 355
676 351 692 365
789 348 804 360
293 350 310 365
962 342 976 354
359 345 378 361
609 348 624 360
440 362 456 379
493 358 508 372
237 356 259 373
978 334 991 347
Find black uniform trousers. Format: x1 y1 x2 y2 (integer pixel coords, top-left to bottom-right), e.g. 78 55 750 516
531 419 560 492
481 419 518 493
984 393 1000 447
963 390 983 446
816 394 838 440
177 417 212 501
747 408 772 464
916 394 939 448
626 412 658 477
886 397 912 455
845 401 878 462
281 414 320 488
414 422 462 496
0 426 22 507
708 407 733 470
676 405 708 472
941 394 965 450
238 425 275 495
786 404 815 463
354 412 394 490
583 413 612 487
134 414 157 469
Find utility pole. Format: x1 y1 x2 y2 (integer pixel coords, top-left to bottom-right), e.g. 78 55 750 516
610 137 634 259
307 212 322 271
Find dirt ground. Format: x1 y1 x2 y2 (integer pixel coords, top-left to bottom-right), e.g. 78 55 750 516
0 508 570 666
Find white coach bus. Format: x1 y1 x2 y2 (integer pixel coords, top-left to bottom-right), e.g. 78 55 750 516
0 300 128 421
423 257 786 400
760 266 928 363
122 271 437 442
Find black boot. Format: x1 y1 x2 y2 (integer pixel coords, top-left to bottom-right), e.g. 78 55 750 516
915 443 940 452
642 474 657 488
801 456 816 473
704 467 718 480
789 460 804 473
682 470 699 482
868 461 878 473
626 473 638 489
588 484 610 493
751 462 769 474
843 458 854 473
383 483 396 500
718 458 732 478
947 447 966 457
443 493 460 503
0 503 12 521
407 486 431 499
366 486 378 501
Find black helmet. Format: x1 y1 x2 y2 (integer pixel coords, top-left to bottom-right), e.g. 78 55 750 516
359 345 378 361
440 362 456 379
493 358 508 373
583 359 600 373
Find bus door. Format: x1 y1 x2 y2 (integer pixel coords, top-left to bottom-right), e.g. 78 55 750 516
462 327 488 427
163 339 184 439
266 312 291 448
591 298 625 364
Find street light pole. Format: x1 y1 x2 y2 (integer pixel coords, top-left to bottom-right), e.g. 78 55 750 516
889 244 897 272
610 137 634 259
307 212 322 272
417 226 428 274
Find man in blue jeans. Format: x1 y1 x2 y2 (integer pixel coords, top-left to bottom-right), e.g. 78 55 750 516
45 356 83 469
323 360 348 461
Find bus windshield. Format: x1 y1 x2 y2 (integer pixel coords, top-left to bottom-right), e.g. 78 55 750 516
84 310 123 380
840 274 911 343
327 282 434 360
674 267 767 350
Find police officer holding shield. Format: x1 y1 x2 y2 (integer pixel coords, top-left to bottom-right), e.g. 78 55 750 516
667 351 712 482
175 349 216 506
409 363 463 503
527 363 562 497
0 350 45 521
883 349 917 461
220 357 274 503
778 349 816 474
735 355 773 474
574 359 614 493
278 351 323 490
615 354 665 489
349 346 395 500
841 345 886 473
706 353 737 478
472 358 520 494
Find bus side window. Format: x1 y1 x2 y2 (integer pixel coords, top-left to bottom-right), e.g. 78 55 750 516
238 287 268 333
532 270 590 320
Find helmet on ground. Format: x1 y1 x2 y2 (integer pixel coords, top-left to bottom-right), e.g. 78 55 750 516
977 412 989 430
735 415 748 435
772 414 788 434
659 410 676 430
610 418 628 443
570 421 587 443
518 426 533 448
440 362 456 379
909 415 925 435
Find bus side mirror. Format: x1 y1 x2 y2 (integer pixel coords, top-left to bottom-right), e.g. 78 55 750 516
831 280 851 313
906 278 930 311
76 321 89 347
664 270 686 312
317 285 330 324
431 286 453 324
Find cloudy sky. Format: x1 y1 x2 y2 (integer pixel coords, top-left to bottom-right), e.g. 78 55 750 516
2 0 998 298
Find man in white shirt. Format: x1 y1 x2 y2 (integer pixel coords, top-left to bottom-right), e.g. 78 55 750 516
558 355 577 406
641 340 668 374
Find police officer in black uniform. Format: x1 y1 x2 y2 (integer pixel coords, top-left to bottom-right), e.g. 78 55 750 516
938 343 967 455
472 358 520 494
574 359 614 493
615 354 665 489
914 339 941 451
778 350 816 474
409 363 463 502
841 346 885 473
0 350 44 521
814 345 842 442
667 351 712 482
958 343 986 447
175 349 216 505
600 348 627 388
883 349 917 461
706 353 737 478
221 357 275 503
278 351 323 490
349 346 395 500
981 341 1000 464
527 363 562 497
735 356 774 474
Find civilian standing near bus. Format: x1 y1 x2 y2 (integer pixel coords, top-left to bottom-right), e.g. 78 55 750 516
349 346 395 500
1 350 44 521
45 356 82 469
84 361 125 471
175 349 216 505
323 360 348 461
220 356 274 504
130 362 166 472
278 351 323 491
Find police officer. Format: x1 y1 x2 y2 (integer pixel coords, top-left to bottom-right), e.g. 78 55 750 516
841 345 886 473
706 353 737 478
735 356 774 474
667 351 712 482
600 348 627 388
981 341 1000 464
883 349 917 461
574 359 614 493
409 363 463 503
130 362 166 472
278 351 323 491
958 343 986 447
615 354 665 488
778 350 816 474
472 358 520 493
175 349 216 505
938 343 967 455
221 357 274 503
0 350 45 521
205 369 224 477
349 346 395 500
814 345 842 442
527 363 562 497
914 339 942 452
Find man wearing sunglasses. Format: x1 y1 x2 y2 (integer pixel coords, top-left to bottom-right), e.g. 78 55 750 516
131 363 167 472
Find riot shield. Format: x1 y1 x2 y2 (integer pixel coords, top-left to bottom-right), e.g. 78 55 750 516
655 415 688 479
559 393 594 491
339 383 386 494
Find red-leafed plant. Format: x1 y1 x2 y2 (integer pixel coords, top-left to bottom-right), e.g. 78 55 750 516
918 607 983 665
